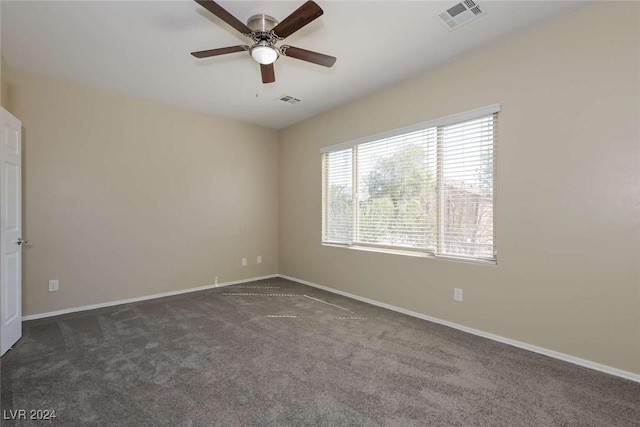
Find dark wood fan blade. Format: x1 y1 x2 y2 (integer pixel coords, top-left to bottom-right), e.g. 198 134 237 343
191 45 248 58
195 0 252 35
260 64 276 84
281 46 336 67
272 1 323 39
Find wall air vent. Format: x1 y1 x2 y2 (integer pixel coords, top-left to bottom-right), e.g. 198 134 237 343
438 0 486 30
277 95 301 105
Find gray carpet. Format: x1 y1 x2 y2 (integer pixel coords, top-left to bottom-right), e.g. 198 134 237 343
1 278 638 426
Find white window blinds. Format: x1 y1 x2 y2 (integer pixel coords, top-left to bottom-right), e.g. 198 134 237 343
322 106 498 262
323 149 353 243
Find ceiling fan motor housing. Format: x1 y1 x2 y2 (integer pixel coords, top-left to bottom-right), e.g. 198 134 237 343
247 14 279 33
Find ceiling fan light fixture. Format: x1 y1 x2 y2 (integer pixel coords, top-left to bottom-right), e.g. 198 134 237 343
250 43 279 65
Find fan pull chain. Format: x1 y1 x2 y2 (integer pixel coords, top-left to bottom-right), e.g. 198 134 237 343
255 67 260 98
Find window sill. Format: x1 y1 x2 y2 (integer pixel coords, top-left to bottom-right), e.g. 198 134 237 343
322 242 497 266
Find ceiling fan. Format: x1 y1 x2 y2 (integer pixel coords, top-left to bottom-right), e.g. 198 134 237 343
191 0 336 84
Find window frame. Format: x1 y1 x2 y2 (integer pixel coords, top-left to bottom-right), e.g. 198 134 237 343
321 104 499 264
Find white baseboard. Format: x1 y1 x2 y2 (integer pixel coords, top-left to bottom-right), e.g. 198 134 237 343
22 274 279 321
278 274 640 384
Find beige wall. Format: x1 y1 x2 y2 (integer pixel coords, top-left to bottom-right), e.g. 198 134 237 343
278 2 640 374
5 67 279 316
1 0 3 107
1 56 3 107
1 56 8 109
1 56 6 108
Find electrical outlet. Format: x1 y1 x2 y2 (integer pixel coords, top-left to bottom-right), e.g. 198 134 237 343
242 258 247 266
454 288 463 302
48 280 59 292
257 256 262 264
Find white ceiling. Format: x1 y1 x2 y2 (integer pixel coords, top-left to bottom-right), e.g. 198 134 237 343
2 1 587 130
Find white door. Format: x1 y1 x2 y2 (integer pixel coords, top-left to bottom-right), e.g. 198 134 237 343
0 108 22 356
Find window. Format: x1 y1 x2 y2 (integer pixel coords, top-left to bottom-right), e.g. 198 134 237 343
322 105 498 263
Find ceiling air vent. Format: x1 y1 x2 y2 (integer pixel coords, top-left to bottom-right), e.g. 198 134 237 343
276 95 301 105
438 0 486 30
